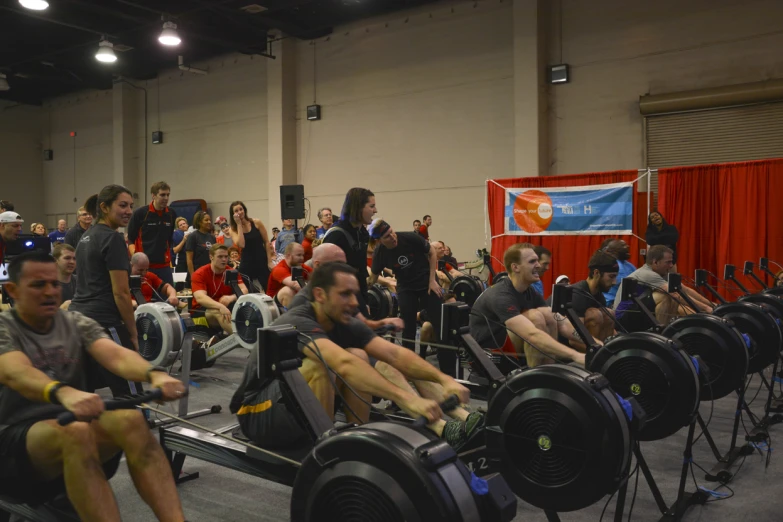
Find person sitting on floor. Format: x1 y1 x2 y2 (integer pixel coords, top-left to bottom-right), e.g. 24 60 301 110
130 253 178 308
191 244 247 334
267 242 312 310
0 251 188 522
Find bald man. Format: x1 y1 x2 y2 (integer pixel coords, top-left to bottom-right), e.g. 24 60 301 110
267 242 312 309
130 252 178 308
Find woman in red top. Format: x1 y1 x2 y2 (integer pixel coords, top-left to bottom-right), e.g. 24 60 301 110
301 224 316 263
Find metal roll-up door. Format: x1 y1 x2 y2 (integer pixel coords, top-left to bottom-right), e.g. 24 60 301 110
645 101 783 197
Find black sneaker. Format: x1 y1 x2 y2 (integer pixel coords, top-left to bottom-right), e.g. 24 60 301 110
465 411 485 439
442 419 467 449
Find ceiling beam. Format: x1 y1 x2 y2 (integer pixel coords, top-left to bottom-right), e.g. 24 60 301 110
0 5 119 39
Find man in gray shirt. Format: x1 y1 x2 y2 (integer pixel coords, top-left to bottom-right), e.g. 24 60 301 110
0 251 187 521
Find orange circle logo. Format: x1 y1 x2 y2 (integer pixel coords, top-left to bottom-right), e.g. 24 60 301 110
512 190 554 233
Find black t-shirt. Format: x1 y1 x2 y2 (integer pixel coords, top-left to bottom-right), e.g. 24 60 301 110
372 232 431 291
70 224 130 327
271 302 376 350
288 284 312 310
569 280 606 317
323 221 369 312
469 277 547 349
63 224 88 248
186 231 216 272
60 275 77 302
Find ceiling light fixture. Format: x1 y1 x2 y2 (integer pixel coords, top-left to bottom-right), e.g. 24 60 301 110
95 39 117 63
19 0 49 10
158 21 181 46
0 73 9 91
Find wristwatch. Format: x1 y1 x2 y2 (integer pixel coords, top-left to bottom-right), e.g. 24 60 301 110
145 365 168 382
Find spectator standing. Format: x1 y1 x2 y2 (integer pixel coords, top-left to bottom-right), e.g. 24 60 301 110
228 201 274 293
52 244 77 309
315 207 333 239
171 217 189 274
0 201 13 212
646 211 680 266
413 219 421 232
48 219 67 245
31 223 47 236
275 218 302 255
0 211 23 265
417 215 432 241
323 187 377 316
127 182 176 286
63 207 93 248
185 211 216 284
69 185 140 397
215 216 234 248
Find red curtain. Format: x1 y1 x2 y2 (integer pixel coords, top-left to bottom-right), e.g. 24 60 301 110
658 159 783 295
487 171 648 297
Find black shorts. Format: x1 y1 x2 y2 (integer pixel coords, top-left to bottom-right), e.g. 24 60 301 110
0 417 122 504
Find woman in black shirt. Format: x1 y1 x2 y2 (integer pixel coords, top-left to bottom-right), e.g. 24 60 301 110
186 211 216 280
228 200 274 292
323 187 377 316
646 211 680 265
70 185 139 396
53 243 76 309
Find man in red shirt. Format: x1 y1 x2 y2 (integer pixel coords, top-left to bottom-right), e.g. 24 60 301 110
127 181 176 286
130 253 178 308
267 242 311 309
417 214 432 241
192 244 247 333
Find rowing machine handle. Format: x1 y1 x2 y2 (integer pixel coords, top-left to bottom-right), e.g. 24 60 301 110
57 389 164 426
373 323 396 335
412 394 461 429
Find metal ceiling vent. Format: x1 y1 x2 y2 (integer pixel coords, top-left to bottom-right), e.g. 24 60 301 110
240 4 267 14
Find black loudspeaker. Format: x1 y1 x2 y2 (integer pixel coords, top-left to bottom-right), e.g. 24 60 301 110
280 185 305 219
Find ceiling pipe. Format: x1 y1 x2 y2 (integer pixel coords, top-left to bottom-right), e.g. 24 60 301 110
177 55 207 75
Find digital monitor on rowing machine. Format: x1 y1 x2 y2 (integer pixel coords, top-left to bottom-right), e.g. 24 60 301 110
256 325 301 380
743 261 754 275
724 264 735 280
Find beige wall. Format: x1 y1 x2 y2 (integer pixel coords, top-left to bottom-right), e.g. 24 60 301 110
296 1 514 259
10 0 781 257
0 102 45 225
549 0 783 174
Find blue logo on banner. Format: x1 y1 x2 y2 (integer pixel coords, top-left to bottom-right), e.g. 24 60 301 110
504 183 634 236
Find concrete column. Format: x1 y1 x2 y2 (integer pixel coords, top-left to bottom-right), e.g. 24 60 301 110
112 81 142 202
513 0 549 177
267 36 298 226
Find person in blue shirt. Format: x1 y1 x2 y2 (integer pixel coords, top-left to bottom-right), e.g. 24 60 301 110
275 219 302 255
315 207 333 239
530 245 551 296
48 219 67 245
600 239 636 305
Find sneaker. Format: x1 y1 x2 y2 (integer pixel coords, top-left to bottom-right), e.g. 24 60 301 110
442 419 467 449
464 411 485 439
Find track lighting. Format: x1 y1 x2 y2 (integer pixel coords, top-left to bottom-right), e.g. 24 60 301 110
0 73 9 91
95 39 117 63
19 0 49 10
158 21 181 46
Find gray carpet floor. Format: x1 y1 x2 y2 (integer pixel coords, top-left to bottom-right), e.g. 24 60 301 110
108 349 783 521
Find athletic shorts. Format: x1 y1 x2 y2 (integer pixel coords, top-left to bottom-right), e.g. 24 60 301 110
0 417 122 504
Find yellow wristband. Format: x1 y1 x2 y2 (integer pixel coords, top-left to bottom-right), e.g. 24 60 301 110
43 381 61 404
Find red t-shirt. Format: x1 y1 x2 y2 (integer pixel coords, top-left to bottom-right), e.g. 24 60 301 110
366 257 373 268
302 238 313 263
418 224 429 240
266 260 312 297
191 264 235 310
140 271 165 303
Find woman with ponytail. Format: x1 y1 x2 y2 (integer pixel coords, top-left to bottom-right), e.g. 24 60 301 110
70 185 140 397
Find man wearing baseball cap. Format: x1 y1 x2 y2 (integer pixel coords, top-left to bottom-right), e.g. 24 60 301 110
214 216 234 248
0 211 24 265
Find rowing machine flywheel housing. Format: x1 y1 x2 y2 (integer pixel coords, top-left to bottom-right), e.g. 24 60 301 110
135 302 184 367
368 284 398 321
712 301 781 374
484 364 634 512
291 422 516 522
233 294 281 350
662 313 748 400
589 332 700 441
451 276 488 307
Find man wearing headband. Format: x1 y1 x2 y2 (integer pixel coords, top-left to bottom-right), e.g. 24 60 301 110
565 251 618 342
367 219 458 376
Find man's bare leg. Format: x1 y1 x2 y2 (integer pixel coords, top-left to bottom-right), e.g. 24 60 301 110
518 309 555 367
300 357 336 421
340 348 372 424
95 410 185 522
653 292 679 325
277 286 296 309
25 421 121 522
205 309 233 335
583 308 605 341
